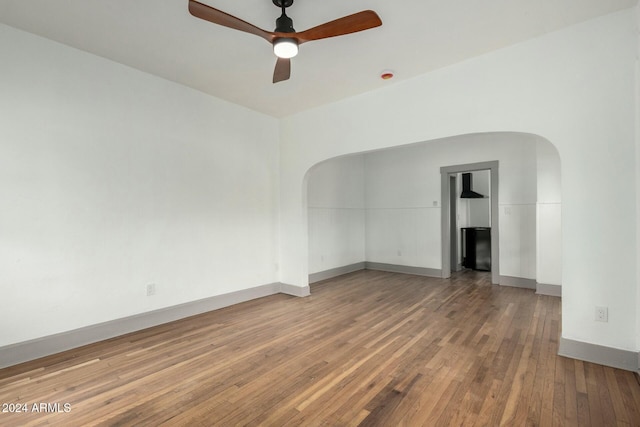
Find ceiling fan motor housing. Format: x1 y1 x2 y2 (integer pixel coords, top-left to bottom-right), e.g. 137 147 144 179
275 14 295 33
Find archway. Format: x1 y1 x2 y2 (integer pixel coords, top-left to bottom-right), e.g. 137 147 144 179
305 132 561 295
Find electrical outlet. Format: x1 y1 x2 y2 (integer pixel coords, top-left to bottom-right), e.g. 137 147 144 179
146 283 156 296
595 306 608 322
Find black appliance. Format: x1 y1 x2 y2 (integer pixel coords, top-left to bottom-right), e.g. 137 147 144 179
461 227 491 271
460 172 485 199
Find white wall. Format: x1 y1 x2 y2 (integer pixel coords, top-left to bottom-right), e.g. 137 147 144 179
364 143 441 269
536 141 562 286
364 133 543 279
280 9 637 353
0 25 280 346
307 155 365 274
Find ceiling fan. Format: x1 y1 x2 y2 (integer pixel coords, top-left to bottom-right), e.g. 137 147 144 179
188 0 382 83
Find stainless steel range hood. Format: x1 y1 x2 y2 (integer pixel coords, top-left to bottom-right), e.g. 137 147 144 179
460 172 485 199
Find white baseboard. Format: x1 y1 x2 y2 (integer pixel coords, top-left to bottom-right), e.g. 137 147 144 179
558 337 639 372
0 282 306 369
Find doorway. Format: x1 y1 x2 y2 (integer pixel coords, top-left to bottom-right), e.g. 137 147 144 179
440 161 499 284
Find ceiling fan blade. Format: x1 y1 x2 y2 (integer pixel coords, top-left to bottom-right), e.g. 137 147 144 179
189 0 275 43
273 57 291 83
295 10 382 44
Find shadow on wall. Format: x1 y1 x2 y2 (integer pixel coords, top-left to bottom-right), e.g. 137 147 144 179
305 132 561 292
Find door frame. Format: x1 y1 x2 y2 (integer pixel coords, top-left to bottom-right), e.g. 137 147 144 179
449 175 459 272
440 161 500 284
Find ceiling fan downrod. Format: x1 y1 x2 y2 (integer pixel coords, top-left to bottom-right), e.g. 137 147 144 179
273 0 295 33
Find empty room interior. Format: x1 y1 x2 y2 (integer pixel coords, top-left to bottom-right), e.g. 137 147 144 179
1 0 640 425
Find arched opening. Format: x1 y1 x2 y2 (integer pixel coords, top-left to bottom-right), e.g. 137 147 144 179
305 132 561 295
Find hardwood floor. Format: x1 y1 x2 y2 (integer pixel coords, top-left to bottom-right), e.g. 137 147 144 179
1 270 639 426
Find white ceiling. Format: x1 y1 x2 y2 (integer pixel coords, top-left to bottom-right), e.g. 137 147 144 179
0 0 636 117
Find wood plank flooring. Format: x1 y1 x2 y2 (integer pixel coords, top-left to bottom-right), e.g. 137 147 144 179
1 270 639 426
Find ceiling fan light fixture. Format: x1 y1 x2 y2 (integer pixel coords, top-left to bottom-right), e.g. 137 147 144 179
273 38 299 58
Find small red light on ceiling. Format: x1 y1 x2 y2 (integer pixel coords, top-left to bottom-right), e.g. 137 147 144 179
380 70 394 80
